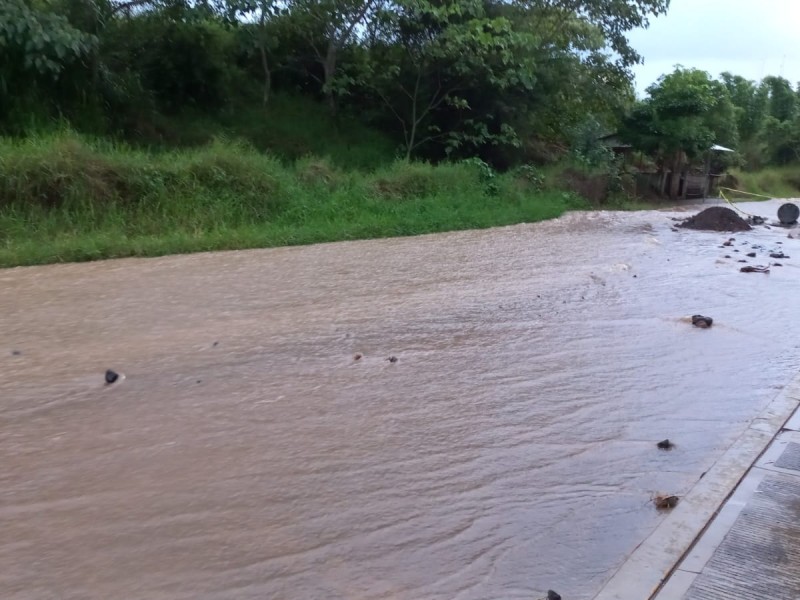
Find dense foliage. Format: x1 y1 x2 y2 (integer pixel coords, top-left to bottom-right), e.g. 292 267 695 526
622 67 800 172
2 1 798 171
1 0 669 164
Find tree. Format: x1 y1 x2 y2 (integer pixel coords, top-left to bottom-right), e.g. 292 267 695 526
763 76 797 123
621 67 738 197
509 0 670 68
287 0 384 115
720 72 767 143
366 0 537 159
0 0 95 79
228 0 280 105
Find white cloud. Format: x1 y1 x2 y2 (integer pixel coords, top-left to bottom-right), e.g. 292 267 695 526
626 0 800 95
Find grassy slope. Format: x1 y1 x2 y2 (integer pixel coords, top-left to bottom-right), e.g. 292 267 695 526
146 94 398 170
729 167 800 199
0 130 585 268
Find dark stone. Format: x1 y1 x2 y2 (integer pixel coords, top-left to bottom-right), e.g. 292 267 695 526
212 341 219 347
774 263 783 267
691 315 713 328
11 350 22 356
654 495 680 509
657 439 675 450
741 265 770 273
105 369 119 385
770 252 789 259
547 591 562 600
387 356 398 363
737 259 747 263
724 255 731 258
746 252 756 257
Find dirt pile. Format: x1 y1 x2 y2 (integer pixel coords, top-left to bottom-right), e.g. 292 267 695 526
678 206 752 232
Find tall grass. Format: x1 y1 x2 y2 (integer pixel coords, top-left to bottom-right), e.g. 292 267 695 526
140 94 398 170
0 132 586 267
729 167 800 199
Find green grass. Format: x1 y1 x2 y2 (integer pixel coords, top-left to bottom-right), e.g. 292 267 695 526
138 94 398 170
0 132 586 268
728 166 800 199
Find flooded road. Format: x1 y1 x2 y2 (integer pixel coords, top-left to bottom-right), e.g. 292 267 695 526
2 200 799 600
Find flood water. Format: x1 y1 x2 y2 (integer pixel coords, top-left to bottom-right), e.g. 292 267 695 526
2 200 799 600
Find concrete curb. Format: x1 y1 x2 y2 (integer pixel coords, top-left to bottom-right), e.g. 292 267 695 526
593 372 800 600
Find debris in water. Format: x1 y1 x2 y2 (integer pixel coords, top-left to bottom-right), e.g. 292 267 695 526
547 591 562 600
196 379 202 384
770 252 789 259
773 263 783 267
746 252 756 257
724 255 731 259
354 353 363 361
740 265 770 273
653 494 680 509
678 207 751 232
387 356 398 363
722 238 734 247
11 349 22 356
105 369 120 385
212 341 219 347
737 259 747 263
748 215 766 225
657 439 675 450
691 315 713 328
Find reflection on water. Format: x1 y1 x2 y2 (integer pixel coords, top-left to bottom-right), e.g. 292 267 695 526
1 200 799 599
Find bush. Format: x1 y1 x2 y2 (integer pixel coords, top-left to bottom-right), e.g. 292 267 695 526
370 161 479 200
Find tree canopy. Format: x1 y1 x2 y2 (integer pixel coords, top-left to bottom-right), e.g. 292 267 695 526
1 0 667 164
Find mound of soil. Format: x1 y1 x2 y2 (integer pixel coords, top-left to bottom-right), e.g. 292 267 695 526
678 206 751 232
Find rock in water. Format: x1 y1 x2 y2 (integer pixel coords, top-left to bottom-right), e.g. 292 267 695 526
653 494 680 509
105 369 119 385
657 439 675 450
547 591 562 600
691 315 713 328
678 207 751 232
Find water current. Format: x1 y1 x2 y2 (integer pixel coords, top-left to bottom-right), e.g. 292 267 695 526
2 200 799 599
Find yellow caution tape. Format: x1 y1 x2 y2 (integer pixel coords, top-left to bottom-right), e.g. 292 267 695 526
717 186 773 218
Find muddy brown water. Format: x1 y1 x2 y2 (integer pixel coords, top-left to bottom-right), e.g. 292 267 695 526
2 200 799 600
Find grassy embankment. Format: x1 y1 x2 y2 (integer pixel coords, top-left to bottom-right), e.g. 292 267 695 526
729 167 800 199
0 96 586 268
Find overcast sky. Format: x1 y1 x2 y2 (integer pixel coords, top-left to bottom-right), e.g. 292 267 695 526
627 0 800 96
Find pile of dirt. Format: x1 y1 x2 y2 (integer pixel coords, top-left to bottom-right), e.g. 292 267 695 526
678 206 752 232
